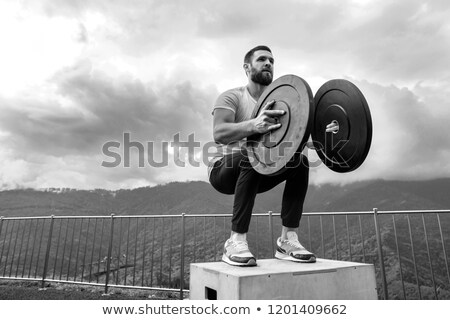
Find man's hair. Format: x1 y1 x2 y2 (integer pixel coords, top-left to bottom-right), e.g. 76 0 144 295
244 45 272 64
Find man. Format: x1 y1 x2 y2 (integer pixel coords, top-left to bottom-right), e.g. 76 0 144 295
208 45 316 267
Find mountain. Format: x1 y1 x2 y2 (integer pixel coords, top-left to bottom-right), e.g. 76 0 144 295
1 178 450 217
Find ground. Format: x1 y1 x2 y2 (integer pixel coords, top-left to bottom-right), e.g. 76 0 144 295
0 280 180 300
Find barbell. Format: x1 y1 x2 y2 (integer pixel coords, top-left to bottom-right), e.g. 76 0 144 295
247 75 372 175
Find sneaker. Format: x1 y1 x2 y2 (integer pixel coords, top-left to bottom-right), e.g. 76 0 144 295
275 232 316 263
222 234 257 267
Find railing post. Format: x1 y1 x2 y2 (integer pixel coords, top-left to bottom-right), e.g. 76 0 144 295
41 215 55 289
437 214 450 288
407 214 422 299
0 216 3 243
373 208 388 299
268 211 274 256
180 212 186 300
104 214 115 294
0 217 4 270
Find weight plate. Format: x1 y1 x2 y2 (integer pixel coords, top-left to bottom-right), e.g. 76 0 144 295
312 79 372 173
248 75 314 176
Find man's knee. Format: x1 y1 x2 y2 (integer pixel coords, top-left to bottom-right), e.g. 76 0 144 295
299 153 309 168
285 152 309 171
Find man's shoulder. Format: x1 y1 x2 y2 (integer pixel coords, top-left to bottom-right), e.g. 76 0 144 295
218 86 247 99
214 86 247 109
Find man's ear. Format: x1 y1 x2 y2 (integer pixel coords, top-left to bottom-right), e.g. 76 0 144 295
243 63 249 75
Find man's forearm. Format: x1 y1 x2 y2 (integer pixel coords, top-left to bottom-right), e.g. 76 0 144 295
214 119 256 145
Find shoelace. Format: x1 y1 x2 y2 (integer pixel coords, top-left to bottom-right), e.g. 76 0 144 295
284 239 306 250
231 240 250 252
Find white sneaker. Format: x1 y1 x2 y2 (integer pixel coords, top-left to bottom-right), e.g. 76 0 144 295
275 231 316 263
222 234 256 267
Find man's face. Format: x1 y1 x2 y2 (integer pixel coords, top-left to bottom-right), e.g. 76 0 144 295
247 50 274 86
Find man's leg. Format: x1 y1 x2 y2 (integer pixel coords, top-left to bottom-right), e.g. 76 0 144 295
210 152 263 233
278 155 315 262
257 152 309 228
209 152 259 266
231 156 262 233
280 153 309 232
258 153 316 262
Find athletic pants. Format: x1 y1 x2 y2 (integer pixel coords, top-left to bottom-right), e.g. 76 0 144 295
209 151 309 233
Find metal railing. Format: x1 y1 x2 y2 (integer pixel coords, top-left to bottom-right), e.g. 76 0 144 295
0 209 449 300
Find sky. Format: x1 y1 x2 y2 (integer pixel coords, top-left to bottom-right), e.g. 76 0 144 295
0 0 449 190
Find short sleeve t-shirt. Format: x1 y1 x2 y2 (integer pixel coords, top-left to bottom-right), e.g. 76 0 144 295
208 86 257 176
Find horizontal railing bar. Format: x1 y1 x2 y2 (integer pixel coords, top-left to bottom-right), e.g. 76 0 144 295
0 276 41 282
0 216 109 221
183 213 232 218
107 284 189 293
172 211 373 217
44 279 105 287
54 215 112 219
2 209 450 220
303 211 373 216
53 214 184 219
111 214 183 219
0 214 184 220
376 209 450 215
0 216 53 221
182 212 373 217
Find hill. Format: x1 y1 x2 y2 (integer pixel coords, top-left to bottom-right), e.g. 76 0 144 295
1 178 450 217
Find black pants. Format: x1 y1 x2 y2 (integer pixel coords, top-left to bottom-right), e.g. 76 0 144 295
209 151 309 233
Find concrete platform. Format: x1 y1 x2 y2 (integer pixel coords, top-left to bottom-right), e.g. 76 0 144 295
190 259 377 300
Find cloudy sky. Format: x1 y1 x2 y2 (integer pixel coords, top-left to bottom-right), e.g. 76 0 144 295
0 0 449 190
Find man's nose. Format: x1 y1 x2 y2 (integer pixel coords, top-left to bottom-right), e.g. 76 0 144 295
264 60 273 68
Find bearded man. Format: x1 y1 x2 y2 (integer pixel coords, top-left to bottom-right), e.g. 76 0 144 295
208 45 316 266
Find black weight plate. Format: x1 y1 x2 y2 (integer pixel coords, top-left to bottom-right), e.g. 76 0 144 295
312 79 372 173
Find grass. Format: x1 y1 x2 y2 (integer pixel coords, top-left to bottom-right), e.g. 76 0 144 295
0 280 180 300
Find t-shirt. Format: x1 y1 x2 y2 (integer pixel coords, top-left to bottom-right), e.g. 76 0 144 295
207 86 257 177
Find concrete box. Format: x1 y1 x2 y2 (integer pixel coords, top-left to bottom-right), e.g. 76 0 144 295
190 259 377 300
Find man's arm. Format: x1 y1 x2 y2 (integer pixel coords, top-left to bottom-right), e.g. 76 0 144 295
213 109 255 144
213 100 284 145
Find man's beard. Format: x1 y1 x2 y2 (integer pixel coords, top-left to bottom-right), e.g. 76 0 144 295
250 67 273 85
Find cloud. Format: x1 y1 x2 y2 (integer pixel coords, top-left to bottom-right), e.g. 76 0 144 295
23 0 450 87
310 78 450 184
196 0 450 85
0 59 219 189
0 0 449 189
28 0 203 56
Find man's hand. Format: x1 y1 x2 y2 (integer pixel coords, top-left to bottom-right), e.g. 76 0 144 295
252 100 285 134
326 120 339 133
